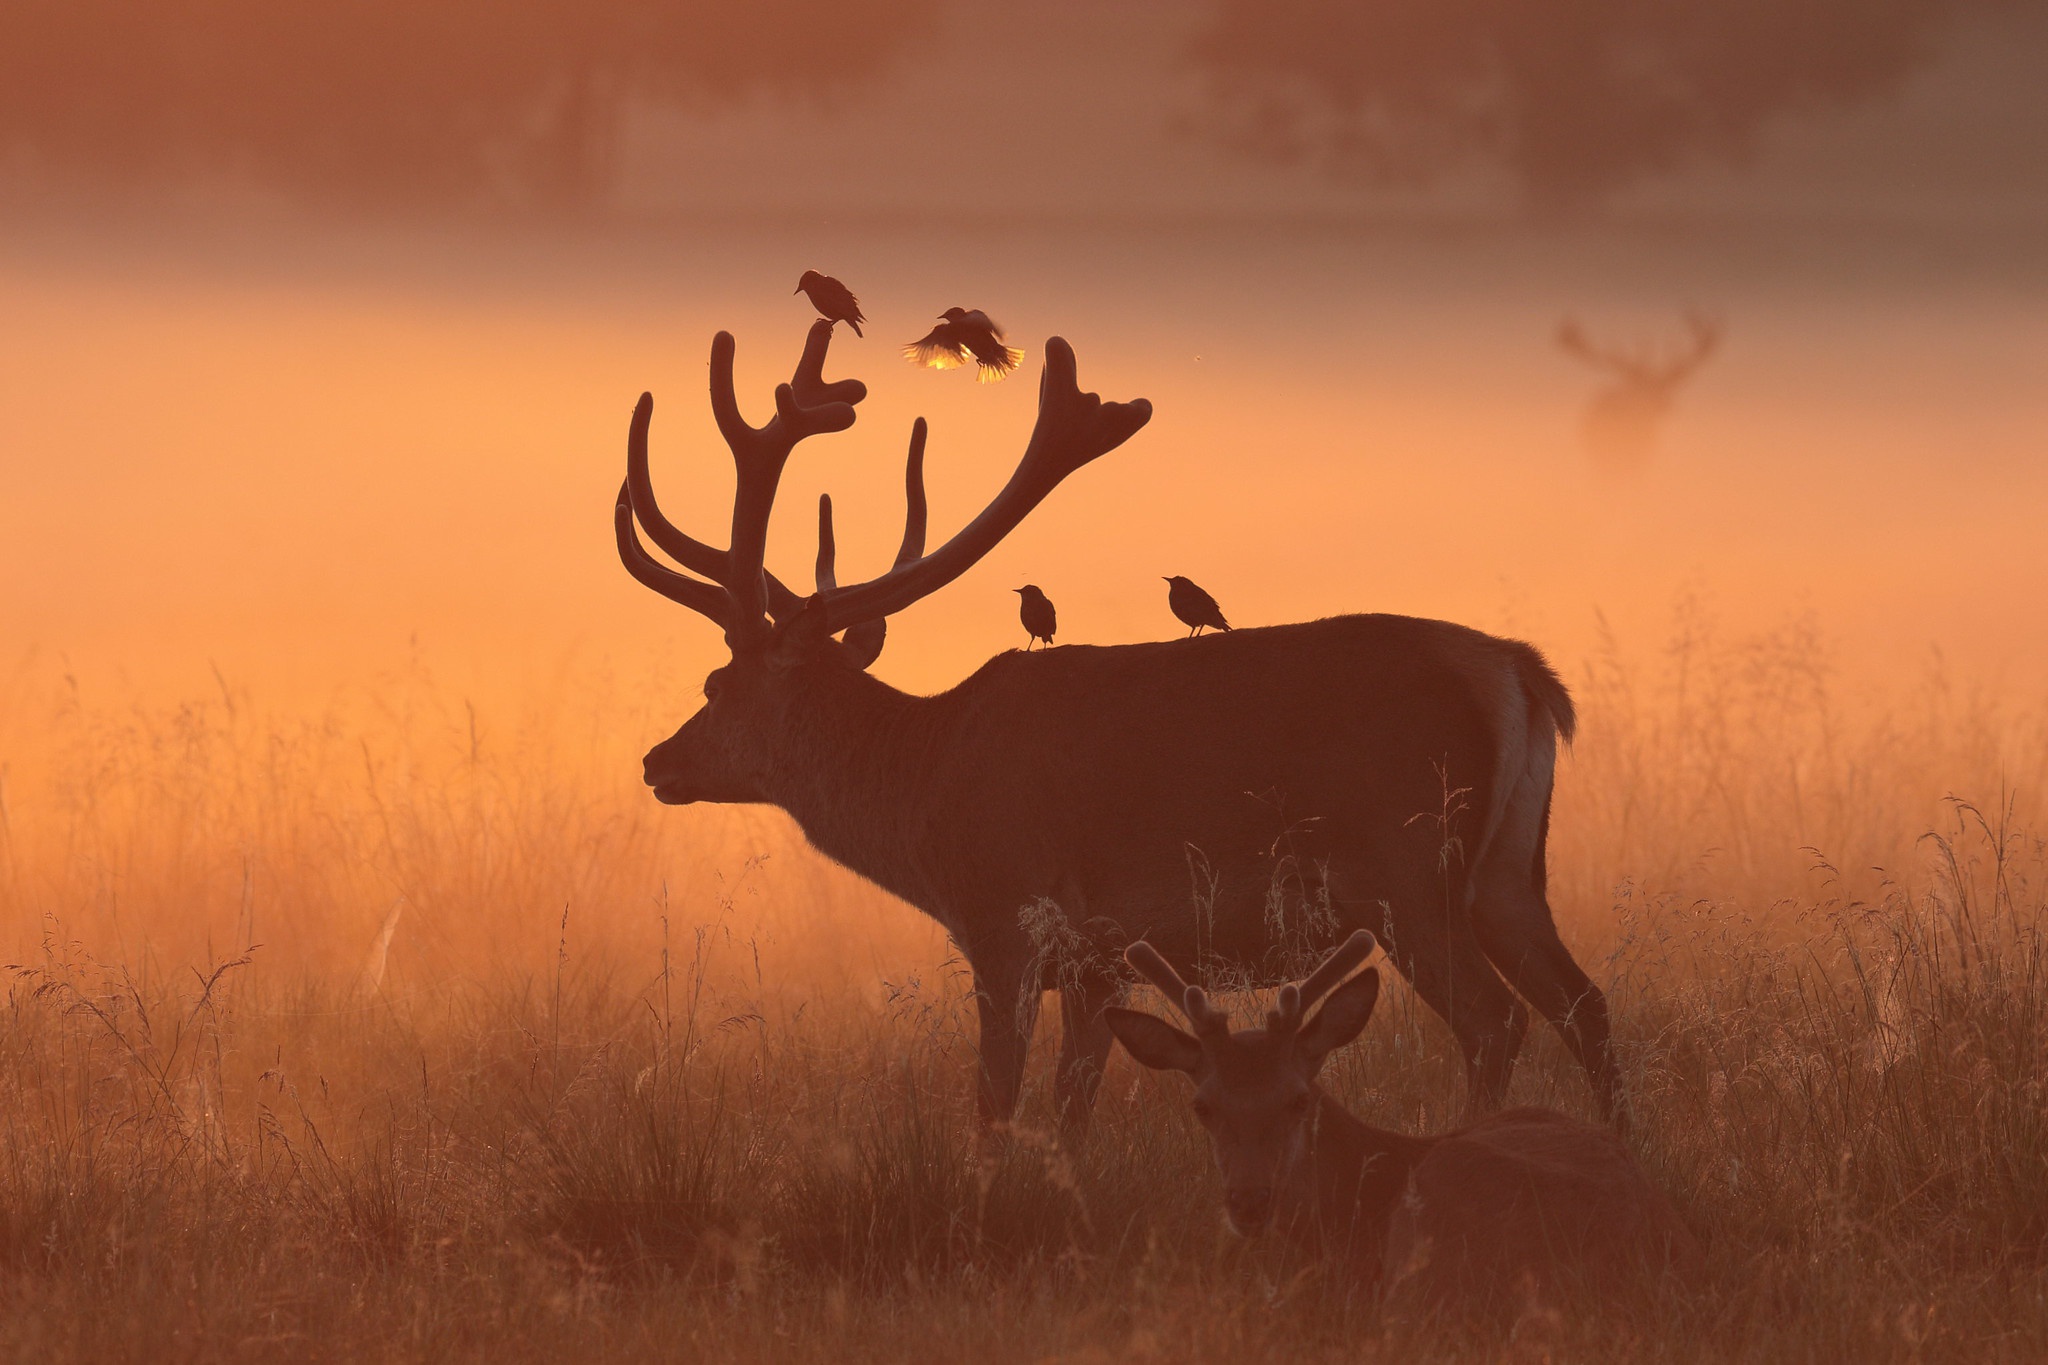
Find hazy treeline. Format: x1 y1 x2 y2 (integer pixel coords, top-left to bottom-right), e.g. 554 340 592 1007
0 0 936 207
0 0 2026 212
1190 0 2016 203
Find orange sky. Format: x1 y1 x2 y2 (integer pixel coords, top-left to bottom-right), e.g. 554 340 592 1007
4 215 2046 722
4 0 2047 721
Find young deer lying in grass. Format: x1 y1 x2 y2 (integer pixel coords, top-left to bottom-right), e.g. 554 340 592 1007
1105 932 1700 1310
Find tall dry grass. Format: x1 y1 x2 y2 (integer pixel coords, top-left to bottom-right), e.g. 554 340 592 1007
2 610 2046 1362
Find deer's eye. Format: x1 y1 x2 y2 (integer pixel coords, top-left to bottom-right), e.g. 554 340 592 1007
1190 1099 1215 1123
1287 1095 1312 1117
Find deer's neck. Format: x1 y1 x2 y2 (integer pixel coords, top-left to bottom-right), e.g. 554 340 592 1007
1288 1092 1434 1274
766 669 953 910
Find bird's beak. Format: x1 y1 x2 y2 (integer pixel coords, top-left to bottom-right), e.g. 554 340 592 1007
793 286 802 293
1012 588 1024 594
1162 576 1172 582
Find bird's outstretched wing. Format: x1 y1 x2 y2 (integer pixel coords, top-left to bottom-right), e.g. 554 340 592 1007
904 328 968 370
974 344 1026 383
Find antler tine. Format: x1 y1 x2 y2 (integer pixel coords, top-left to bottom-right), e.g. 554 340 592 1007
625 390 811 625
614 483 735 628
813 339 1150 633
1266 983 1304 1034
709 323 862 636
837 417 927 668
895 417 929 566
791 318 868 409
815 494 838 592
1125 940 1191 1000
1125 941 1228 1037
1296 931 1378 1012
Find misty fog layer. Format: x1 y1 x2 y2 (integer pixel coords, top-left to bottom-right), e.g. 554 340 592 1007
2 0 2045 219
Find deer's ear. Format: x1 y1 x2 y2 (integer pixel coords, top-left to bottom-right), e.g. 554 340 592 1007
1297 968 1379 1067
1103 1006 1203 1073
769 597 838 668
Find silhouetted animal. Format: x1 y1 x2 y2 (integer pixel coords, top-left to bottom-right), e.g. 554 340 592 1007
1165 575 1230 636
1015 585 1057 649
1557 311 1721 475
1108 933 1700 1311
903 307 1024 382
616 321 1617 1144
796 270 864 337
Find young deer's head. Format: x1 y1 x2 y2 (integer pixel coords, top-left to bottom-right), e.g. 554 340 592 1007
617 320 1150 805
1105 932 1380 1235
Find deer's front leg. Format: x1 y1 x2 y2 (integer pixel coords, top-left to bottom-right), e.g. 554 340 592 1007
1054 971 1121 1148
969 953 1038 1132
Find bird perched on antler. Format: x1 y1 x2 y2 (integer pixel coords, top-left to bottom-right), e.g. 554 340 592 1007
904 308 1024 382
1165 576 1230 637
1014 585 1056 650
795 271 864 337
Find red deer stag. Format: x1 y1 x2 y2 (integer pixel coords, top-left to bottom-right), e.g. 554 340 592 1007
616 319 1616 1140
1557 310 1721 475
1105 933 1700 1310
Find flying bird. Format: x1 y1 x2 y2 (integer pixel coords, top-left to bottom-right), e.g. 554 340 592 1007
1014 585 1056 650
904 308 1024 382
795 270 864 337
1164 576 1230 637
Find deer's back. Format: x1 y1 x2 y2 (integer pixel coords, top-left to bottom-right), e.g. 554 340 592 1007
1383 1108 1701 1312
923 614 1551 914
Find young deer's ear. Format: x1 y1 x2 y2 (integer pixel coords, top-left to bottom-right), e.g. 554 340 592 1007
1103 1006 1204 1073
1297 968 1380 1067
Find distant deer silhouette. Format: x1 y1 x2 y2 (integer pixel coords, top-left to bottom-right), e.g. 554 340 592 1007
616 319 1618 1142
1557 311 1721 474
1107 933 1700 1310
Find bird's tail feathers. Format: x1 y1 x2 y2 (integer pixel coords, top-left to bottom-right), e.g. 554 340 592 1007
848 317 864 338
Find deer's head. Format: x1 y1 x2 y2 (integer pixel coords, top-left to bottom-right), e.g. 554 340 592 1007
617 320 1151 805
1105 932 1381 1235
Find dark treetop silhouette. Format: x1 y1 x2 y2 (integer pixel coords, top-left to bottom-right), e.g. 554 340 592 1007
1189 0 2012 207
1165 575 1231 636
904 309 1025 383
796 272 865 338
617 320 1617 1140
1014 585 1057 650
0 0 935 208
1107 933 1699 1307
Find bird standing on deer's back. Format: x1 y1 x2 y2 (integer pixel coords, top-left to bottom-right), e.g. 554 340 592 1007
1165 575 1230 636
795 271 864 337
1014 585 1056 650
904 308 1025 382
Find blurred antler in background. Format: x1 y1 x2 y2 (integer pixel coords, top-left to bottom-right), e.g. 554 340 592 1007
1557 310 1723 475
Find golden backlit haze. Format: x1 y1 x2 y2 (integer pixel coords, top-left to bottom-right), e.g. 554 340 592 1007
4 1 2048 1358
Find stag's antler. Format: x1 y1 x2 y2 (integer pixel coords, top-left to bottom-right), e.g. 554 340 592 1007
816 417 928 668
1265 930 1377 1035
1124 941 1231 1039
1557 311 1722 386
620 324 1149 655
810 338 1151 633
616 320 865 643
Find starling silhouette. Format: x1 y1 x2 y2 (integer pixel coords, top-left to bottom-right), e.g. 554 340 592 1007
1014 585 1056 650
795 270 864 337
904 308 1025 383
1164 576 1230 637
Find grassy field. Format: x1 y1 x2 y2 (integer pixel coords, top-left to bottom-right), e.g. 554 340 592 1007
3 619 2047 1363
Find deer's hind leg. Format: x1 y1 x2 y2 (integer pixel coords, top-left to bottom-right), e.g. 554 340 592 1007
1469 791 1622 1123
